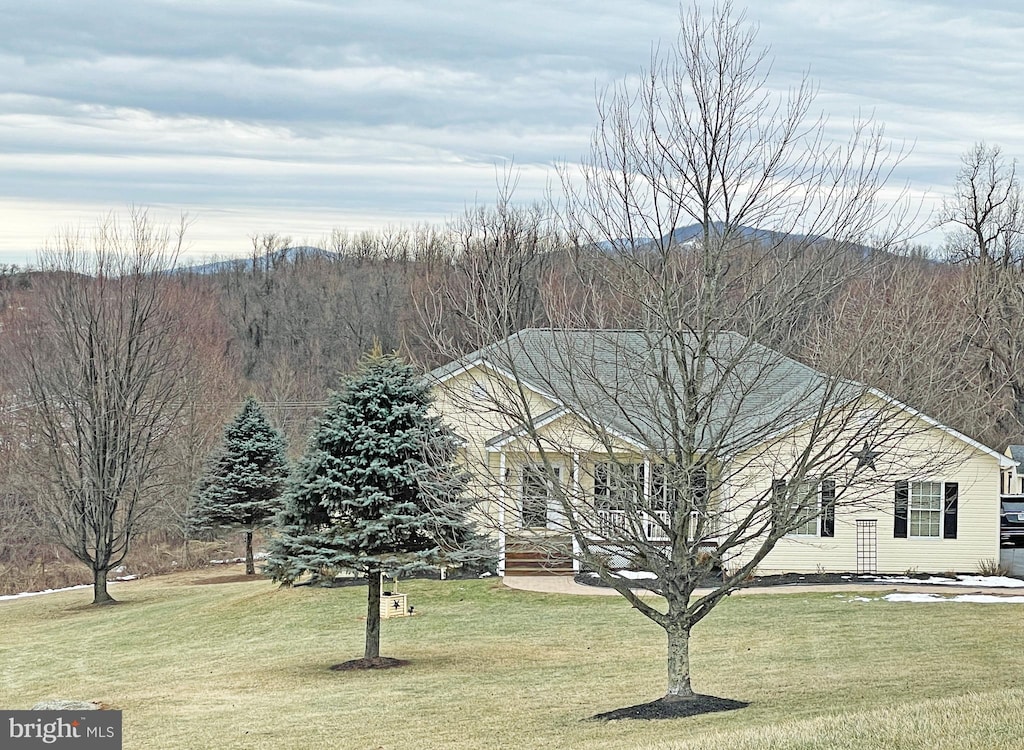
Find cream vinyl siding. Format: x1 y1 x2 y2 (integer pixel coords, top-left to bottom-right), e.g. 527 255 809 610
430 366 558 454
726 405 1001 575
433 363 1003 577
430 366 559 534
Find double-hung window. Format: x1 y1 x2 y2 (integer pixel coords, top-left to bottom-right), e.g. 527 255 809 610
909 481 942 538
894 480 957 539
790 480 821 536
774 478 836 538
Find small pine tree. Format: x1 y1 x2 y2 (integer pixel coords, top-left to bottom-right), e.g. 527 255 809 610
189 397 289 574
265 352 474 664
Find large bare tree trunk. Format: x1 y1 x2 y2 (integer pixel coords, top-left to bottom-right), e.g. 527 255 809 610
365 570 381 660
665 621 694 701
92 567 113 605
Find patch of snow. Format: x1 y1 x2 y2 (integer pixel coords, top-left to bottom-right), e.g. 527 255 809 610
478 572 493 578
614 570 657 580
872 575 957 585
0 584 91 602
210 553 269 565
955 575 1024 588
849 596 875 602
872 574 1024 588
0 575 142 603
954 594 1024 603
884 592 1024 604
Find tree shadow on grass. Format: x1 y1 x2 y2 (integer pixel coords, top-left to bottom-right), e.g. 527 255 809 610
590 695 749 721
190 572 267 585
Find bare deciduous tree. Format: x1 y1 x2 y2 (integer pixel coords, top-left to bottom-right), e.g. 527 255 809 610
941 142 1023 268
940 143 1024 441
13 210 193 604
423 2 958 711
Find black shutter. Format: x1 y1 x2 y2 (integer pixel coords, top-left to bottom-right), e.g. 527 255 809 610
894 480 908 538
771 479 786 532
943 482 958 539
821 479 836 538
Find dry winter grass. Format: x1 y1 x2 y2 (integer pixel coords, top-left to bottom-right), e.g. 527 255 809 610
1 567 1022 749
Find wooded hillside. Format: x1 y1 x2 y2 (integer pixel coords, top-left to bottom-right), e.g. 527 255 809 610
0 190 1020 594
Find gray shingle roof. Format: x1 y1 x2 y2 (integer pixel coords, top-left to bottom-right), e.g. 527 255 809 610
1008 445 1024 470
429 328 857 454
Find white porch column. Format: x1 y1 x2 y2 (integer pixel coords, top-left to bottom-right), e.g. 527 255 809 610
643 455 652 540
572 451 581 572
498 451 507 577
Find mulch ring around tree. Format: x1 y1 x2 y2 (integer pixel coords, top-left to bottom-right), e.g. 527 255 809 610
330 657 410 671
590 694 749 721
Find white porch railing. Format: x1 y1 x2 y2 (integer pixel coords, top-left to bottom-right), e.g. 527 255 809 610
596 509 627 537
645 510 670 541
595 509 671 541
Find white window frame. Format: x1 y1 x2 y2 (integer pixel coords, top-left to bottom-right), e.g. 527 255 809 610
908 480 943 539
786 480 823 538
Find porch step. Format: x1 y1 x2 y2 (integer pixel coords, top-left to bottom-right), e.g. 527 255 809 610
504 549 574 576
503 564 575 576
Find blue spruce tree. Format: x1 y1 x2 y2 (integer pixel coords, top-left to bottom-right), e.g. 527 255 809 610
190 397 289 574
266 352 474 665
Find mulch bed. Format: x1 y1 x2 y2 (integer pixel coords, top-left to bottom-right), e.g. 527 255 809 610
591 694 748 721
574 570 959 591
330 657 410 671
299 568 495 589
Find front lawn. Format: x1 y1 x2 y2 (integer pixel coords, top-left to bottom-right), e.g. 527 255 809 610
0 569 1020 749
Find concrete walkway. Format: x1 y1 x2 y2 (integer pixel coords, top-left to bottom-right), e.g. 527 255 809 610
502 575 1024 598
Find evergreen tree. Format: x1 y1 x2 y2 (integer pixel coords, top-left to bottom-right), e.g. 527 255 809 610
190 397 289 574
266 352 474 664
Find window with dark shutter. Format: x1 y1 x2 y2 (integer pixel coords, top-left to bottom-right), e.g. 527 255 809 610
943 482 958 539
821 479 836 538
894 480 908 538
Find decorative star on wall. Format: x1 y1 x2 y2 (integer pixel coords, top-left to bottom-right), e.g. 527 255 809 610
851 443 878 471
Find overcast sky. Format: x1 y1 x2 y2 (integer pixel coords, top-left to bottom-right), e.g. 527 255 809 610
1 1 1022 264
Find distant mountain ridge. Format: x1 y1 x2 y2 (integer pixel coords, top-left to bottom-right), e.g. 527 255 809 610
175 246 338 275
174 223 874 274
597 222 871 255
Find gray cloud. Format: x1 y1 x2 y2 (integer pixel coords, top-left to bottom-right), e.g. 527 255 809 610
0 0 1022 261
